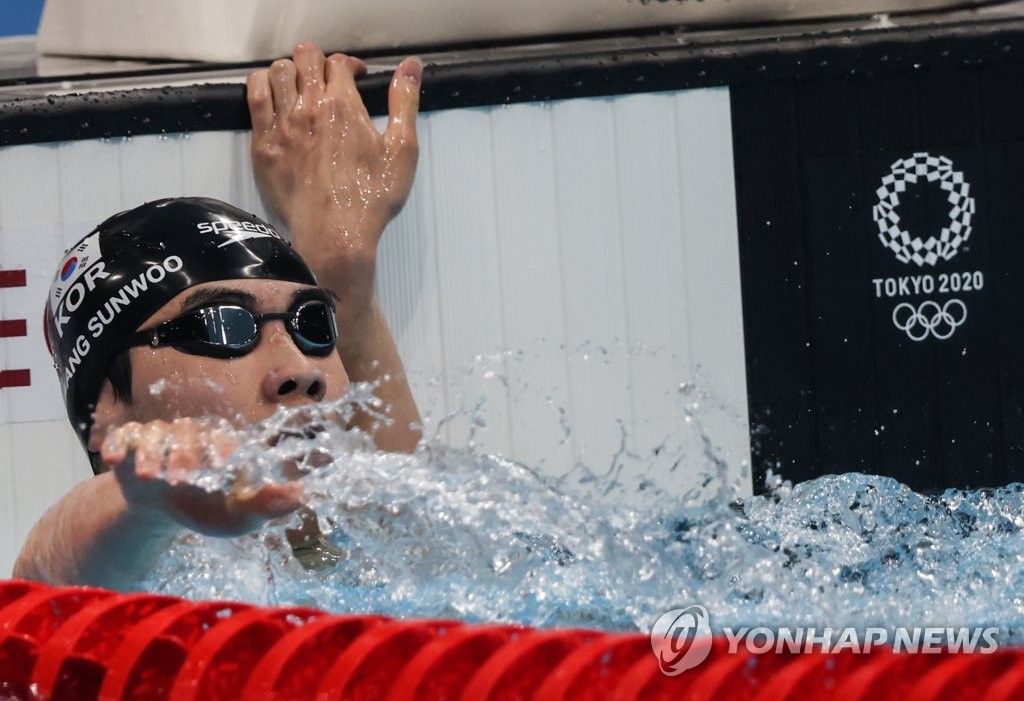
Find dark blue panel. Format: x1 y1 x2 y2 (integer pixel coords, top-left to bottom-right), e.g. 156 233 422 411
0 0 44 36
735 67 1024 492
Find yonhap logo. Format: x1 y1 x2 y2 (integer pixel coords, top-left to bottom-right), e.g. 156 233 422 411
649 605 713 675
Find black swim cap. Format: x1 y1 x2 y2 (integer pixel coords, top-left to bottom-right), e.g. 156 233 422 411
45 197 318 452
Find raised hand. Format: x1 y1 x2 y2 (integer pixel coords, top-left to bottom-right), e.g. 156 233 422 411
247 43 422 303
102 417 303 537
246 42 425 454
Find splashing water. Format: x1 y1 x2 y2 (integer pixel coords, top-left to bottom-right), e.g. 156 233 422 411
139 385 1024 643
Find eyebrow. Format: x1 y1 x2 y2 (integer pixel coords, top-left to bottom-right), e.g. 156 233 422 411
291 286 339 309
179 285 339 313
180 286 259 312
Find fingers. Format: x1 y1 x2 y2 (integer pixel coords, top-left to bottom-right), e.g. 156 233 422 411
324 52 368 94
269 57 299 117
293 42 327 104
250 43 420 240
103 424 143 496
103 421 171 508
101 422 133 466
381 56 423 214
324 53 370 122
103 420 167 477
247 70 274 136
260 47 371 136
100 417 303 536
259 44 411 136
103 418 238 484
385 56 421 190
386 57 422 138
164 418 201 475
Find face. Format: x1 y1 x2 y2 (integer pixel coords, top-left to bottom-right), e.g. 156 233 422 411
89 279 349 448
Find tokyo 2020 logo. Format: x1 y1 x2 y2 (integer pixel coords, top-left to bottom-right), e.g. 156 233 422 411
873 153 973 267
871 153 981 342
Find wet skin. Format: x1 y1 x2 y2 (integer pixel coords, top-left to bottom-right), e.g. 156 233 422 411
93 278 350 434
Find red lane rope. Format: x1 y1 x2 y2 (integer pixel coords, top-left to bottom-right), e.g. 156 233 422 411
0 580 1019 701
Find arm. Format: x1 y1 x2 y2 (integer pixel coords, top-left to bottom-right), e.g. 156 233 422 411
247 43 423 453
13 471 177 588
13 418 301 588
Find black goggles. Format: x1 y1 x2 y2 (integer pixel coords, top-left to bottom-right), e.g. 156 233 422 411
118 300 338 359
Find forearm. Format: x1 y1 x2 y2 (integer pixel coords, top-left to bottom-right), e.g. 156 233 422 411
290 224 422 453
337 296 422 453
13 472 179 590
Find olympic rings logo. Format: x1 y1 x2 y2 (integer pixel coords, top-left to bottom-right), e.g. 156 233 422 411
892 299 967 341
872 153 974 267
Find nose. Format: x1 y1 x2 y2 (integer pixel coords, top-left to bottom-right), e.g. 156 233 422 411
263 367 327 402
259 323 330 404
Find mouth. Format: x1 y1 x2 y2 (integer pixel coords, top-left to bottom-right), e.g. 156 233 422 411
266 422 327 447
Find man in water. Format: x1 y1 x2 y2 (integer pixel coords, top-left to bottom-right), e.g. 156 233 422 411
13 43 423 588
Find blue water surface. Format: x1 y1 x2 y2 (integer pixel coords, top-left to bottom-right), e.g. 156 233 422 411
140 386 1024 644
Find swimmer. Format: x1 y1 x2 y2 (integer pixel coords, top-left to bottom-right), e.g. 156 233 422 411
13 43 424 588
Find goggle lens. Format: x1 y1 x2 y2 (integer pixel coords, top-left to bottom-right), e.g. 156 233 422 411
120 300 337 359
290 301 336 354
175 306 259 355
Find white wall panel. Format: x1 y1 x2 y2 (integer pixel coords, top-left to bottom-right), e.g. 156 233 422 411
0 422 18 577
0 145 64 425
0 86 750 577
57 139 124 226
490 103 573 474
0 145 90 578
179 131 251 204
550 98 635 481
613 92 696 493
425 108 512 454
675 89 751 492
8 420 81 570
119 134 185 205
0 422 14 578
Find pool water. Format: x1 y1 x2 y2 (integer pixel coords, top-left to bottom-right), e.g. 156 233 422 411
140 385 1024 644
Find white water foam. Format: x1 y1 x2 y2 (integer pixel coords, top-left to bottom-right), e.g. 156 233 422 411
138 385 1024 642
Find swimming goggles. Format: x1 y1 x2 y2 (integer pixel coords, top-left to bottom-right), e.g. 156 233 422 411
118 300 338 359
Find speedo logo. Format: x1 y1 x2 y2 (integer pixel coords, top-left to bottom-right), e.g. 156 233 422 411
197 219 282 247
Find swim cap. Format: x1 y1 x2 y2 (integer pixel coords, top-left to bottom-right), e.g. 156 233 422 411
45 197 318 453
